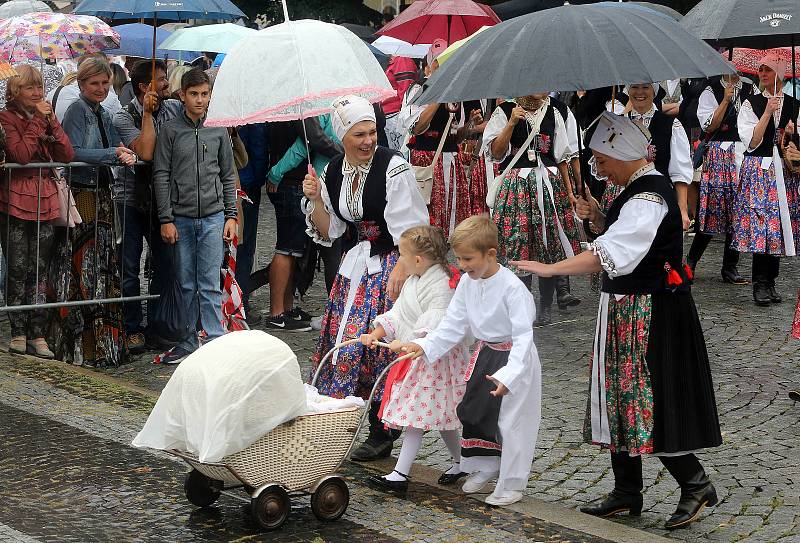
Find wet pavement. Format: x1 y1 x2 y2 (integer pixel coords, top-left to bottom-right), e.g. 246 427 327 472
1 196 799 542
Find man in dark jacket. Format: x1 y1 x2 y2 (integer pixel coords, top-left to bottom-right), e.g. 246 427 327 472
153 69 238 364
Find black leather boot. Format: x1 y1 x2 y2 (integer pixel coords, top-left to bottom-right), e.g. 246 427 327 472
660 455 718 530
753 280 771 306
721 240 746 284
535 277 555 326
556 276 581 309
767 281 782 303
351 402 396 462
581 453 643 518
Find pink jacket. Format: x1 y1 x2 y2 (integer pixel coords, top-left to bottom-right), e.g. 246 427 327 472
382 56 418 116
0 105 74 221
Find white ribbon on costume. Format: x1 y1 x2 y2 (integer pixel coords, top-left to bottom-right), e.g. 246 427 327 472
331 240 383 364
590 292 611 445
533 162 576 258
770 145 797 257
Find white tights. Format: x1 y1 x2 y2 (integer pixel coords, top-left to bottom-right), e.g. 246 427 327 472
384 428 462 481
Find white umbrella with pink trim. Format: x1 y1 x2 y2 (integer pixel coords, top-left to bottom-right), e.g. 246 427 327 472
205 18 394 127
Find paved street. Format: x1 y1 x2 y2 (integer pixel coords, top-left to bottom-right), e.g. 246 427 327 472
0 196 799 542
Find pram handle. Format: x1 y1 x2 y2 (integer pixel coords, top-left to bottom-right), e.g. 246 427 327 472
310 339 420 469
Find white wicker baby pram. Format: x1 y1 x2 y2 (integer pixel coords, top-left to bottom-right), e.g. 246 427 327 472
170 339 411 530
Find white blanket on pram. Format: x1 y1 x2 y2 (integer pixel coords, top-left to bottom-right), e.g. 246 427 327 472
132 330 307 462
303 384 365 414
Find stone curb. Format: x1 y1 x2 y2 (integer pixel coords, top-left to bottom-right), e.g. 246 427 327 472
362 457 673 543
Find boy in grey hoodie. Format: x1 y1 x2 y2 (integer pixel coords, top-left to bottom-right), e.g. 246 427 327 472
153 68 238 363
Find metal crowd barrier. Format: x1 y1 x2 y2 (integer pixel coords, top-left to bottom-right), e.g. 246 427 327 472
1 161 159 363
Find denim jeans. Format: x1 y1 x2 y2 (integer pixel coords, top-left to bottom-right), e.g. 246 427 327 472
116 204 172 333
174 212 225 353
235 184 261 305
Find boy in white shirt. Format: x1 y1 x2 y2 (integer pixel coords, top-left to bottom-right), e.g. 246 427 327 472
398 215 542 506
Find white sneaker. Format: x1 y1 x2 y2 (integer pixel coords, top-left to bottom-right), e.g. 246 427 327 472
310 315 323 331
461 471 498 494
485 489 523 507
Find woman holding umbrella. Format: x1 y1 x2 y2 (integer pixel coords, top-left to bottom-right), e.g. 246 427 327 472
685 68 754 284
511 112 722 531
303 95 429 461
482 92 582 326
734 50 800 306
399 40 481 238
600 83 693 227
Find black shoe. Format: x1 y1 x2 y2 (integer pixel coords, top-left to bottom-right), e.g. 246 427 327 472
533 306 552 327
437 471 469 486
350 438 393 462
753 283 771 306
580 491 643 518
265 313 312 332
665 483 718 530
245 311 262 326
721 268 747 285
789 390 800 402
557 291 581 310
367 471 409 492
287 307 312 323
767 285 782 304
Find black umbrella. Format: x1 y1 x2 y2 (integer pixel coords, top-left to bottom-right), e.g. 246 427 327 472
416 2 732 105
491 0 679 21
681 0 800 49
341 22 378 43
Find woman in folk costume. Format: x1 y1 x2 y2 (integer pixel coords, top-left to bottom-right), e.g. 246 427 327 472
600 83 693 228
459 99 494 216
483 92 582 326
685 69 754 284
785 142 800 348
398 39 481 238
359 225 469 491
734 50 800 306
513 112 722 530
303 95 429 461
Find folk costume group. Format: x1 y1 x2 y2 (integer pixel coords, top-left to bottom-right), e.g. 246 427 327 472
297 45 800 529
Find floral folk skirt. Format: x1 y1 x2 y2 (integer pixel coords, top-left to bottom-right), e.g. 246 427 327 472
493 168 581 270
459 147 491 216
600 183 624 215
310 250 398 402
584 291 722 454
411 149 470 239
731 156 799 255
698 142 739 235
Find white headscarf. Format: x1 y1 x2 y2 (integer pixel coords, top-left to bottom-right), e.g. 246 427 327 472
589 112 651 161
331 95 376 141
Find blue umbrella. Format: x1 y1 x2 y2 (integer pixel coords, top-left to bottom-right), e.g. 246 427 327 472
72 0 245 21
105 23 201 59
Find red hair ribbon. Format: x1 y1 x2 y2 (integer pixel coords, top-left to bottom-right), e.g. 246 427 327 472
448 266 461 289
665 262 683 287
683 263 694 281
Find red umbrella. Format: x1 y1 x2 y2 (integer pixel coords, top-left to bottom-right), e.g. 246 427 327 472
377 0 500 45
726 47 800 79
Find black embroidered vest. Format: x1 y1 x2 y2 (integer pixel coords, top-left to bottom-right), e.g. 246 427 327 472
601 173 686 295
633 110 673 179
409 98 460 153
325 147 397 258
745 93 799 157
707 80 753 143
498 99 569 170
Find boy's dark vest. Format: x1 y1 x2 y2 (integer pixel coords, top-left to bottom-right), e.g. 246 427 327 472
601 173 686 294
707 80 753 142
745 93 799 157
324 147 397 258
497 99 569 170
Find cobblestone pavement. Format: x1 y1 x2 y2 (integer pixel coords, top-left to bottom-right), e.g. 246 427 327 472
1 197 799 542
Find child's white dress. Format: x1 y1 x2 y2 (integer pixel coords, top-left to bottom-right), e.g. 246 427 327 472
374 265 468 431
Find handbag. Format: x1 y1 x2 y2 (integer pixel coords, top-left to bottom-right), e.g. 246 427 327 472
412 113 454 204
151 247 189 342
51 171 82 228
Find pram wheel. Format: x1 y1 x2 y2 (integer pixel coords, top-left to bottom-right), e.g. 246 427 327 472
251 485 290 530
311 477 350 521
184 469 221 507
